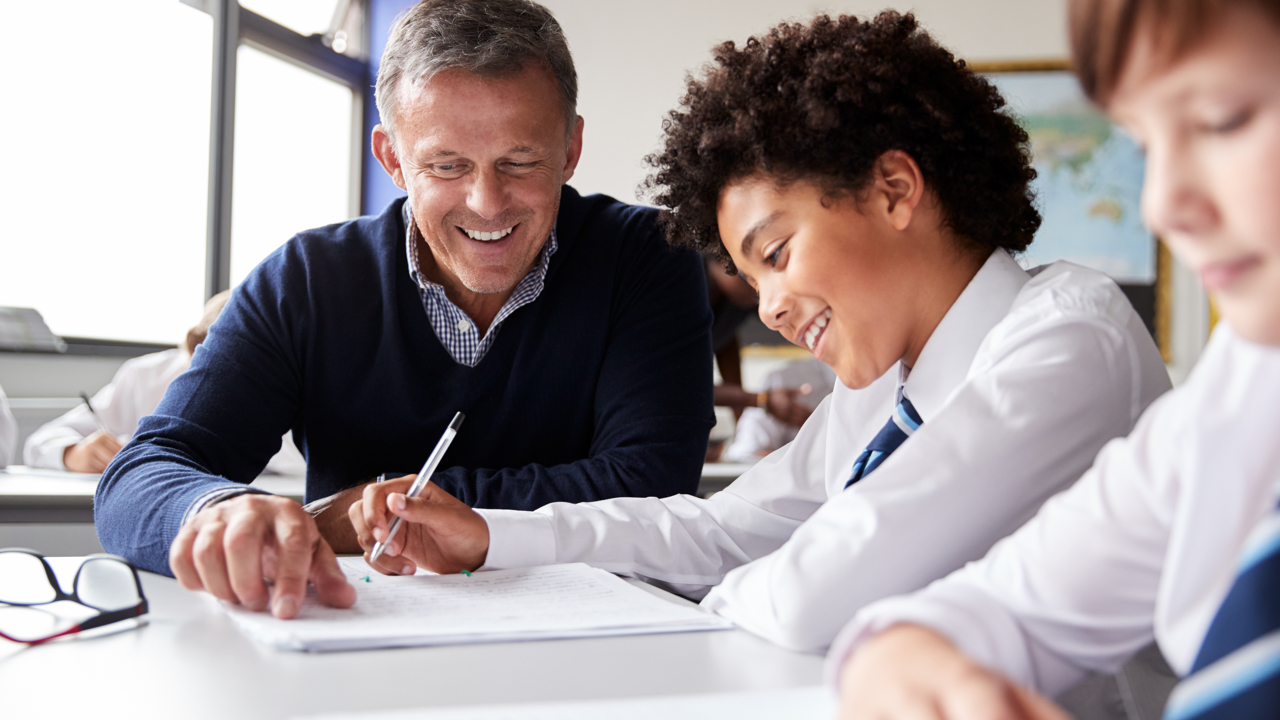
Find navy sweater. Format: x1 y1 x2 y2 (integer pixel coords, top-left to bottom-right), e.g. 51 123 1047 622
96 187 715 575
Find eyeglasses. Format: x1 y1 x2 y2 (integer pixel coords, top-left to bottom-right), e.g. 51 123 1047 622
0 548 149 645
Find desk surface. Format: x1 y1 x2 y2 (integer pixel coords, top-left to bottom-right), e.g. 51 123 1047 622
0 563 823 720
0 463 756 523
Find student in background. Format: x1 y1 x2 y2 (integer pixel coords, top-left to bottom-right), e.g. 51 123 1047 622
720 359 835 463
0 383 16 468
832 2 1280 718
344 12 1172 654
24 291 305 475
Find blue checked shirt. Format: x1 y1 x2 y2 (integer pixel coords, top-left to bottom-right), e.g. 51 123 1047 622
403 202 557 367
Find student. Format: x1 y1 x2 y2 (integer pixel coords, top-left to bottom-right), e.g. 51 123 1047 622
346 11 1174 654
0 383 16 468
721 359 835 463
23 291 305 475
832 1 1280 718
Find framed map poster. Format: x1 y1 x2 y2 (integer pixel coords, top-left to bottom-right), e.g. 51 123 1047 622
976 61 1168 356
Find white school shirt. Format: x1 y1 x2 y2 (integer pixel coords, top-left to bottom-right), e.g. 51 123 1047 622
722 361 837 463
0 384 16 468
23 348 306 474
477 250 1172 652
827 324 1280 695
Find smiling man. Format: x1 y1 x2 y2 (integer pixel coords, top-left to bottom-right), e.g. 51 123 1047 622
93 0 713 618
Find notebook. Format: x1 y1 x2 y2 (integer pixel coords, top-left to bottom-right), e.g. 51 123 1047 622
222 557 732 652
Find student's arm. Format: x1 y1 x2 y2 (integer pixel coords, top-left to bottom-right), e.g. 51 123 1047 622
829 388 1181 712
700 311 1166 653
427 215 716 510
352 396 837 596
23 392 107 470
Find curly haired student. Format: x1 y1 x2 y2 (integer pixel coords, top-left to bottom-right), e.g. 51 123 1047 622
344 11 1172 654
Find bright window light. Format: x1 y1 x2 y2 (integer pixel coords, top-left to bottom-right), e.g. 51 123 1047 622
0 1 212 344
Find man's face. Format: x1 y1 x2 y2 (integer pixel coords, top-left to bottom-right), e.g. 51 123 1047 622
376 64 583 297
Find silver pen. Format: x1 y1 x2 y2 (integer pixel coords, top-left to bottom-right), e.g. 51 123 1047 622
370 412 465 564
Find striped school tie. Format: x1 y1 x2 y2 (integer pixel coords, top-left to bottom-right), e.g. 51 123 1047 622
1162 503 1280 720
845 388 922 489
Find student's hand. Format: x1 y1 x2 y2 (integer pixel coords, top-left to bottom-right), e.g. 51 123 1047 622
63 431 124 473
839 624 1071 720
349 477 489 576
170 494 356 619
304 482 373 554
765 383 815 427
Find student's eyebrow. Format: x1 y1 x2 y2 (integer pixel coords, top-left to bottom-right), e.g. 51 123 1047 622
738 211 783 259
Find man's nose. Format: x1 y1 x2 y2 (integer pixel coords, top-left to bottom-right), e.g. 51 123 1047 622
1141 139 1218 240
466 168 509 220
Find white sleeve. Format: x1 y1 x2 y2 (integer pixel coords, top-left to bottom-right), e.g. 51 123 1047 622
0 385 16 468
701 316 1154 653
828 389 1180 696
477 394 835 599
23 385 116 470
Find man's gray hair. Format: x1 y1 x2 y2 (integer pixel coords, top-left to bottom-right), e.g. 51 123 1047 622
375 0 578 149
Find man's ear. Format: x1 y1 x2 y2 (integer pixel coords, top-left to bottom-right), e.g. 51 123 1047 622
873 150 926 231
372 124 407 191
561 115 585 184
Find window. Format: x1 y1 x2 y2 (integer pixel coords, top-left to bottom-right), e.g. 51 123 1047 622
0 1 213 344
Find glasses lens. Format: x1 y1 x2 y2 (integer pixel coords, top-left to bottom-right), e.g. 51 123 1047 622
0 605 77 643
75 558 142 611
0 551 58 605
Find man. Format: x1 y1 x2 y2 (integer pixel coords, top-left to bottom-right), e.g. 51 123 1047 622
95 0 713 619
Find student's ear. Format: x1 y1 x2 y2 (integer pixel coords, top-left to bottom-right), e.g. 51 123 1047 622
873 150 926 232
372 124 407 191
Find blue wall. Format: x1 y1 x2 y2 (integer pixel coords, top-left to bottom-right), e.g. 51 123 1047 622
361 0 418 216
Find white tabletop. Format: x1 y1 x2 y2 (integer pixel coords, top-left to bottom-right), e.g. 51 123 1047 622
0 559 823 720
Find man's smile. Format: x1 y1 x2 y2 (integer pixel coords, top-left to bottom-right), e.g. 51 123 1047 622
460 225 516 242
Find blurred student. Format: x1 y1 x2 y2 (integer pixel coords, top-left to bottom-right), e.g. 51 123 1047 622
342 12 1172 654
0 383 15 468
721 359 836 463
24 292 305 475
833 2 1280 718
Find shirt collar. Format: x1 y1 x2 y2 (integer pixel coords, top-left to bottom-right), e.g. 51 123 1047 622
903 249 1030 420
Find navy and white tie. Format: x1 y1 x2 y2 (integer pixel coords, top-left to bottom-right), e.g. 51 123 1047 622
1163 503 1280 720
845 387 923 489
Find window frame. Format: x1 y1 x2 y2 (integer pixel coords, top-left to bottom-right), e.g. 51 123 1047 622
187 0 369 301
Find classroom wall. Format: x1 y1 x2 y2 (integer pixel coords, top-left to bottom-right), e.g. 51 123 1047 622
541 0 1068 204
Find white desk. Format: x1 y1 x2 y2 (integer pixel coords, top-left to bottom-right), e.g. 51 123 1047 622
0 561 823 720
0 464 753 524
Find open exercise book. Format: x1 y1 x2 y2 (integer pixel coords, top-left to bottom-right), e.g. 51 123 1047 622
223 557 731 652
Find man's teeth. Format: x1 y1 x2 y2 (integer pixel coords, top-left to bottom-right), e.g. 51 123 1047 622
462 226 514 242
804 308 832 351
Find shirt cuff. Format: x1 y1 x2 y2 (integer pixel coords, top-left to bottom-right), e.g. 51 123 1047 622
474 508 557 570
25 428 83 470
181 486 271 526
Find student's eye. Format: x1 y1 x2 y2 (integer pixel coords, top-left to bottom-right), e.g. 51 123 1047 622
1201 108 1254 135
764 241 788 268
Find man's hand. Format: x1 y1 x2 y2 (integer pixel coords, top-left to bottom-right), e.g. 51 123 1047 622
169 494 356 619
839 624 1071 720
349 476 489 576
64 431 123 473
765 383 816 428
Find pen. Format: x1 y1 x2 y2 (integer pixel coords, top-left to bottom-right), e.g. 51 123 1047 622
370 412 465 564
79 392 111 436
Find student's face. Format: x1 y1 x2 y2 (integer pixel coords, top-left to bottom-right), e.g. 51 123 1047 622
375 64 583 295
1109 6 1280 344
718 177 930 390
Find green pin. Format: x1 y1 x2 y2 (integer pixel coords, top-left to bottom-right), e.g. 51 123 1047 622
460 570 472 576
360 575 371 583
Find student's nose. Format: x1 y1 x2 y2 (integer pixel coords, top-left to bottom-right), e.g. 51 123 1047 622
756 277 792 335
1141 137 1218 242
466 167 509 221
